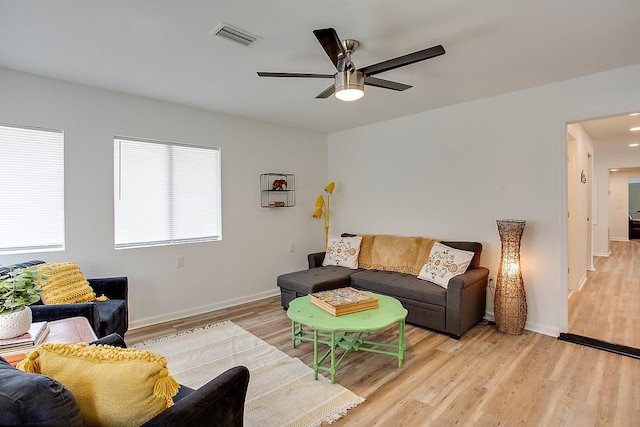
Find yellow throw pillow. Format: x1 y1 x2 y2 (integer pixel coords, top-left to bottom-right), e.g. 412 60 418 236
35 262 97 304
18 342 179 427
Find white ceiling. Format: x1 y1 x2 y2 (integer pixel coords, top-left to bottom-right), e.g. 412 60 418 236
1 0 639 136
579 113 640 154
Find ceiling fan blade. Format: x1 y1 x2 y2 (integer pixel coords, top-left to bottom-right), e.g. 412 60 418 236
364 76 412 91
313 28 346 69
257 72 334 78
360 45 445 76
315 84 336 99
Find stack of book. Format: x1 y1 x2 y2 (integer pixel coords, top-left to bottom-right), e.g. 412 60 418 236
310 287 379 316
0 321 49 356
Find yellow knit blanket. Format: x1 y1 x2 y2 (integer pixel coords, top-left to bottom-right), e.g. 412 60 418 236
357 234 439 275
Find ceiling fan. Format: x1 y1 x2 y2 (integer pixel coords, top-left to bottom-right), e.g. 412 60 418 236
257 28 445 101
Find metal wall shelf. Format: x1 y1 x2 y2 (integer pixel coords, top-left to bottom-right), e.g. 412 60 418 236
260 173 295 207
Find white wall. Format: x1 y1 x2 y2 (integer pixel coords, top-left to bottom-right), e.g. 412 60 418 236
0 68 328 329
328 64 640 337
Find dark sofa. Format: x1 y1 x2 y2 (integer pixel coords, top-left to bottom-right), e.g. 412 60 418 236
0 260 128 338
0 333 250 426
278 238 489 338
630 214 640 240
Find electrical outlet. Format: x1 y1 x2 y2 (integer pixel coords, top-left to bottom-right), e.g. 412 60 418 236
176 255 185 268
488 275 495 288
289 243 295 253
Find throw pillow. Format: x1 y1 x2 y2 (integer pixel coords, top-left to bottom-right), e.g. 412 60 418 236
417 242 475 288
322 236 362 269
35 262 98 304
18 342 179 427
0 356 85 426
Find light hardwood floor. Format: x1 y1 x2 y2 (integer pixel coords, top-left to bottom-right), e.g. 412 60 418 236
569 240 640 349
126 290 640 426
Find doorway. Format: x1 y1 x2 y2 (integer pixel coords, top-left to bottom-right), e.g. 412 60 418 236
565 113 640 352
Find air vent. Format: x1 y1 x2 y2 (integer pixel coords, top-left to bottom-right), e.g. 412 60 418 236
210 22 262 48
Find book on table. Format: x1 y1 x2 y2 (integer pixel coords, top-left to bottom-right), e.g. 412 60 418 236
310 287 379 316
0 321 49 356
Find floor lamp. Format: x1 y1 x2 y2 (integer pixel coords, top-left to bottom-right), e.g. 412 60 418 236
312 182 335 249
494 219 527 335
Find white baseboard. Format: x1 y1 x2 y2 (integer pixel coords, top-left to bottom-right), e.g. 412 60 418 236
128 288 280 331
131 295 560 338
525 322 559 337
592 251 610 257
577 274 588 292
484 310 558 337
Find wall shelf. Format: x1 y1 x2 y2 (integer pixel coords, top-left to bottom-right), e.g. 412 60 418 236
260 173 295 207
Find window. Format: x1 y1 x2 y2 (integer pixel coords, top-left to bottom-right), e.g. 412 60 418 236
0 124 65 254
114 137 221 249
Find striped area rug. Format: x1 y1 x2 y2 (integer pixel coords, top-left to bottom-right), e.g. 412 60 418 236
134 320 364 426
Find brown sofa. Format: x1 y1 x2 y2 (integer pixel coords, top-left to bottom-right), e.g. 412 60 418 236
277 235 489 338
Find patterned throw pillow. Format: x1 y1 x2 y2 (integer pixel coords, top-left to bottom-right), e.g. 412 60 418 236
322 236 363 269
417 242 474 288
18 342 179 427
35 262 97 304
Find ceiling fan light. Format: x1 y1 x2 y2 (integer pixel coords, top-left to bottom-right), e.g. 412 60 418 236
335 70 364 101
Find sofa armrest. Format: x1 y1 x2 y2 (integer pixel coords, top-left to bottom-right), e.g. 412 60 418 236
30 303 101 336
445 267 489 338
142 366 250 427
308 252 326 269
88 277 128 302
446 268 489 292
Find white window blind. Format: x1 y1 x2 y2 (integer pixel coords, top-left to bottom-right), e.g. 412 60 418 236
114 137 221 249
0 124 65 254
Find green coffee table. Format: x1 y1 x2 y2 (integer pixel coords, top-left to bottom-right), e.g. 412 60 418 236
287 292 408 384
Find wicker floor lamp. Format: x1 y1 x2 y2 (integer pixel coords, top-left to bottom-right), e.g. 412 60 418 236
494 219 527 335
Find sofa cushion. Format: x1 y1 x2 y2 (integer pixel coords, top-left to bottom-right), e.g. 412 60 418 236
35 262 98 304
18 342 179 427
350 270 447 307
417 242 475 288
277 266 360 294
0 356 85 426
322 236 362 269
440 241 482 269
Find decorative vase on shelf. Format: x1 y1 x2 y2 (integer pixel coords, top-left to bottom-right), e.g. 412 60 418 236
0 306 32 339
494 219 527 335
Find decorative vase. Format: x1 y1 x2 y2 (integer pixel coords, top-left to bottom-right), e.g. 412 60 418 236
0 306 32 339
494 220 527 335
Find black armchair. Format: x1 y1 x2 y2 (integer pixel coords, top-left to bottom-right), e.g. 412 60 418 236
0 261 128 338
92 334 250 426
143 366 249 427
0 335 249 427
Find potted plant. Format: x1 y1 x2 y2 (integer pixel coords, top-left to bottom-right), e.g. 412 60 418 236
0 266 43 339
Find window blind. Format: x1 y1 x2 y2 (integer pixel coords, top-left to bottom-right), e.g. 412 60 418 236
0 124 65 254
114 137 221 249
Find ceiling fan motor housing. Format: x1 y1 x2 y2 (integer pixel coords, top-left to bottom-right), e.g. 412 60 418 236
335 70 364 98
